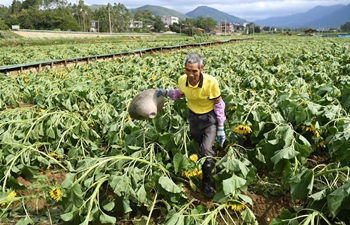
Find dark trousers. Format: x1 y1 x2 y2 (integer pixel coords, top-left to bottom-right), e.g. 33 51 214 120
188 110 217 183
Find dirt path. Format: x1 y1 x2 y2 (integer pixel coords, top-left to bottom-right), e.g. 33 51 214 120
13 31 112 38
12 30 152 38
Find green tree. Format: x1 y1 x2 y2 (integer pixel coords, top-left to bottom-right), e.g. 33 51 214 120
0 19 9 30
16 9 35 29
10 0 22 14
181 18 195 36
0 5 10 29
246 22 260 34
111 3 132 32
41 0 68 10
340 22 350 32
153 15 165 32
21 0 40 10
194 16 217 32
169 22 182 34
50 7 79 31
133 9 154 25
71 0 92 31
91 6 109 32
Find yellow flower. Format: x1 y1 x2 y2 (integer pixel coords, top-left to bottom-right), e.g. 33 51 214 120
301 124 320 138
49 152 60 158
229 105 237 111
24 78 29 83
8 190 17 200
49 187 62 202
317 140 326 148
234 125 252 134
189 154 198 162
181 168 202 178
124 117 133 122
151 75 156 80
226 202 246 212
1 190 17 206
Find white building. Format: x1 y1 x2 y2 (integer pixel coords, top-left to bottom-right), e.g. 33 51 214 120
129 20 143 29
161 16 179 26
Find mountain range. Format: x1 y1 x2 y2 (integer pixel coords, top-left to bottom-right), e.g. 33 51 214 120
254 4 350 28
90 4 350 29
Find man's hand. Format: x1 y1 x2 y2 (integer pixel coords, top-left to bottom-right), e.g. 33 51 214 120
157 89 168 97
216 125 225 146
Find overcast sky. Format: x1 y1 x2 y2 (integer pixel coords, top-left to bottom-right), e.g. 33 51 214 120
1 0 349 21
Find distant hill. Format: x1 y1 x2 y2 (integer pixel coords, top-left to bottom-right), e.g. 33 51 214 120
254 4 349 28
306 4 350 29
89 3 350 29
129 5 189 21
186 6 247 24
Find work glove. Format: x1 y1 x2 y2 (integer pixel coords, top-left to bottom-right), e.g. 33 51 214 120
157 89 168 97
216 125 226 146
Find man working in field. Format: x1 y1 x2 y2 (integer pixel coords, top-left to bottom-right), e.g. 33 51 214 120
157 52 226 197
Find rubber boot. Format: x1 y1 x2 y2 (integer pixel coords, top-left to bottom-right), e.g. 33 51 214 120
202 159 215 198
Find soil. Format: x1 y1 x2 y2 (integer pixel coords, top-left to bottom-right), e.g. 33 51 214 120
16 170 66 212
247 192 295 224
181 186 295 225
4 170 294 225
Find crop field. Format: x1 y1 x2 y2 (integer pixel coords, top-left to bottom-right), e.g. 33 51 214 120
0 34 350 225
0 34 230 66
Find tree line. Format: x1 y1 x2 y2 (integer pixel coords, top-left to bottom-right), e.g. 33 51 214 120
0 0 218 34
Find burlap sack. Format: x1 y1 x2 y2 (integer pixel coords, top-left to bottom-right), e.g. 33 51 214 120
128 89 165 120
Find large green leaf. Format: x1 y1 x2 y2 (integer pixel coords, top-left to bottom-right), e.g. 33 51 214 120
271 146 300 165
222 158 250 177
158 175 182 193
165 213 185 225
110 175 131 196
99 212 116 224
173 152 185 174
328 179 350 218
290 168 314 200
222 174 246 196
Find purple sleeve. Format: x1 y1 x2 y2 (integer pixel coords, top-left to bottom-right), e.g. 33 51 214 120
214 99 226 126
168 88 184 101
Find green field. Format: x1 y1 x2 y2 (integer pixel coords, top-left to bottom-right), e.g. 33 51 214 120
0 34 350 225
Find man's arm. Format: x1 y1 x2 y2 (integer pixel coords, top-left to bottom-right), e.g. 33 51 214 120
157 88 184 101
214 97 226 146
214 97 226 125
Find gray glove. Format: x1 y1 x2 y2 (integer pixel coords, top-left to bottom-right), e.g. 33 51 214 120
216 125 226 146
157 89 168 97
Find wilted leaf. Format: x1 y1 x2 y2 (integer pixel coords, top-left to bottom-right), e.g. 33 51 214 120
159 175 181 193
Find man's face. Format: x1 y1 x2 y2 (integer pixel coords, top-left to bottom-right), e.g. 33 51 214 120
185 62 203 85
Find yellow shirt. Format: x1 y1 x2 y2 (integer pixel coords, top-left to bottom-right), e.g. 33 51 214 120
178 73 221 114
